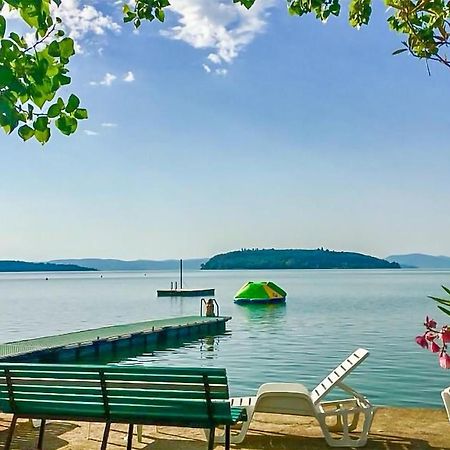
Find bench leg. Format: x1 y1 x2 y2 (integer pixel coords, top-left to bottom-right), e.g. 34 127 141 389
127 424 133 450
4 414 17 450
101 422 111 450
208 427 215 450
136 424 143 442
224 425 230 450
37 419 46 450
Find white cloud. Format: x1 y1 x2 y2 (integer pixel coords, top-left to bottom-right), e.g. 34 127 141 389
123 71 135 82
52 0 120 44
90 72 117 86
2 1 120 51
161 0 274 69
202 64 211 73
101 122 118 127
84 130 99 136
207 53 221 64
215 68 228 76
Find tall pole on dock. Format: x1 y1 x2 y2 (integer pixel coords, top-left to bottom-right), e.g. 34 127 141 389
180 259 183 289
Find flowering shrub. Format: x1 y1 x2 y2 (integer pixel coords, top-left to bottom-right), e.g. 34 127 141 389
416 317 450 369
416 286 450 369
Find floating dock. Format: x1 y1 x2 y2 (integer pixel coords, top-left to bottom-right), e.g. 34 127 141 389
0 315 230 363
157 288 215 297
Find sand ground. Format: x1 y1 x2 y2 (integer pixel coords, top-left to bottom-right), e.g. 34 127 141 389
0 407 448 449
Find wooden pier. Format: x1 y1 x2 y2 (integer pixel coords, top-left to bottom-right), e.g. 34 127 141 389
0 315 231 363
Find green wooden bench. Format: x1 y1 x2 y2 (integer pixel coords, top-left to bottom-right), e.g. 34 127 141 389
0 363 246 450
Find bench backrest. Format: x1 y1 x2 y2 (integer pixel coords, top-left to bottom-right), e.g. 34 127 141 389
311 348 369 404
0 363 233 427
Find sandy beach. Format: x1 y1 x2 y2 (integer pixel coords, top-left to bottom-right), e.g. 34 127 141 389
0 407 448 449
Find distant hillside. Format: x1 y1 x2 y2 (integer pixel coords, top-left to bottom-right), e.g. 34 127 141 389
386 253 450 268
0 261 96 272
202 249 400 270
49 258 208 271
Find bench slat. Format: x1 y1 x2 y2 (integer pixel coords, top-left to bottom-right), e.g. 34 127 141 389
0 364 226 376
0 371 227 386
0 385 229 400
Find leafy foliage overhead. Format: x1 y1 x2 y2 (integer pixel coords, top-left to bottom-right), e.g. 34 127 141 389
0 0 88 144
1 0 449 144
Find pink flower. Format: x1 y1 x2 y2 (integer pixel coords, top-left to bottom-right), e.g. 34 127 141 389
426 333 437 341
439 352 450 369
415 335 428 349
441 327 450 344
425 316 437 329
429 341 441 353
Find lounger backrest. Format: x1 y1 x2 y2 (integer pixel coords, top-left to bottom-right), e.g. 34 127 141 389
0 363 233 427
311 348 369 404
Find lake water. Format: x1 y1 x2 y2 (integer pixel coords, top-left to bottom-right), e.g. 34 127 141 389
0 269 449 408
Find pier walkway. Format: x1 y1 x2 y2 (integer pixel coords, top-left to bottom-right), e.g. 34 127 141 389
0 315 230 362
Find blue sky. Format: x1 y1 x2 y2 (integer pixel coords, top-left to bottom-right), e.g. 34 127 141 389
1 0 449 261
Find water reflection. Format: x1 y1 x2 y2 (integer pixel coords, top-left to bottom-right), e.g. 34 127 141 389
237 302 287 325
69 330 230 366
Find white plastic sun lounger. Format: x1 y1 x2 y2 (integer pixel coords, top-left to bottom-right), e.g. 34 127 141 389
442 387 450 421
210 348 376 447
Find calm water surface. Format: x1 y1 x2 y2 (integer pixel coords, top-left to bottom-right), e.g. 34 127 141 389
0 269 449 407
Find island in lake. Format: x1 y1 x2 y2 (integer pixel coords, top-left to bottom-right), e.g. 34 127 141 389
0 260 96 272
201 249 400 270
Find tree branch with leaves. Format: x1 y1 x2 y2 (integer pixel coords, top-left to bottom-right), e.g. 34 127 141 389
1 0 449 144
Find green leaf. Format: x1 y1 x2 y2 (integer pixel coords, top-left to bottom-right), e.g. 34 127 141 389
56 115 78 135
155 8 165 22
48 40 60 57
47 103 61 118
34 127 50 144
9 31 26 48
392 48 407 55
59 38 75 58
442 285 450 296
0 15 6 39
18 125 34 141
429 296 450 307
438 305 450 317
66 94 80 113
34 116 49 131
73 108 88 120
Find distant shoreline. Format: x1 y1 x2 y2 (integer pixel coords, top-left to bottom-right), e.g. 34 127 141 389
202 249 400 270
0 261 96 272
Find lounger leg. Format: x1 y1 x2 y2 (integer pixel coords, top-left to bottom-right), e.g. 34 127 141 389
4 414 17 450
224 425 230 450
101 422 111 450
127 424 133 450
208 427 215 450
37 419 46 450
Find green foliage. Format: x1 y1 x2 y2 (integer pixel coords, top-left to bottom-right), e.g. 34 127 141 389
0 0 87 144
429 285 450 317
123 0 169 28
1 0 449 145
